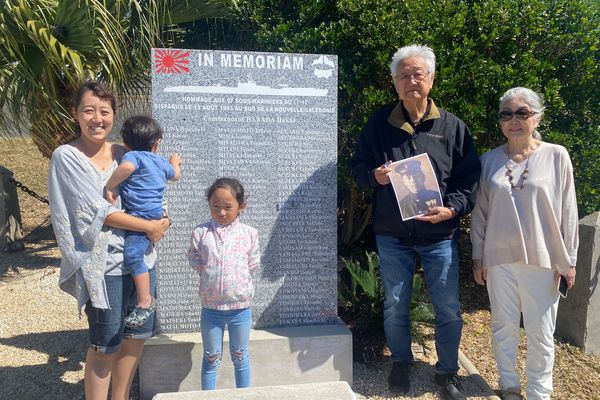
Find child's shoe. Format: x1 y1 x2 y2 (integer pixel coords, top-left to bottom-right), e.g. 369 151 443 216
124 297 156 328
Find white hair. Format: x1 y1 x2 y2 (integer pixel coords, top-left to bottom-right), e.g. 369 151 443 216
499 87 545 115
499 87 545 140
390 45 436 78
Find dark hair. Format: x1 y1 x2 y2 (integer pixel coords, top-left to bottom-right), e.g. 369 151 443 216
121 116 163 151
206 177 246 206
72 81 117 113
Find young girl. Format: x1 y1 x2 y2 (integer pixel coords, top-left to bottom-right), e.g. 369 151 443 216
187 177 260 390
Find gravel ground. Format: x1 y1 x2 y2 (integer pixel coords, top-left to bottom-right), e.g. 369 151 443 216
353 352 489 400
0 242 87 400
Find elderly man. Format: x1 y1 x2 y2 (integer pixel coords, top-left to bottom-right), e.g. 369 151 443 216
396 159 441 218
352 45 481 400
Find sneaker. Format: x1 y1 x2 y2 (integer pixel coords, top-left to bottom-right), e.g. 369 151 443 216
388 362 411 394
124 297 156 328
436 373 467 400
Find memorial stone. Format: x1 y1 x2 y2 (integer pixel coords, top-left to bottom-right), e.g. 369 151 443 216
151 49 338 331
141 48 348 399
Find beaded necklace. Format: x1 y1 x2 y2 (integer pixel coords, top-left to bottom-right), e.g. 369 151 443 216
505 154 529 190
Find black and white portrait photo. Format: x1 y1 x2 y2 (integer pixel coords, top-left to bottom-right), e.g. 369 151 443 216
388 154 443 220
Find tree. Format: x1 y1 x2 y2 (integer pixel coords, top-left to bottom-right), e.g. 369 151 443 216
0 0 236 157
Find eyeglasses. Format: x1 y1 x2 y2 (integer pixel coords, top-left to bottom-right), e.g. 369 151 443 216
397 71 430 83
498 108 538 122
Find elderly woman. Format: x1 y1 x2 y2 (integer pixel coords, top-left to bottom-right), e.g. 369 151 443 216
49 81 170 399
470 87 578 400
352 45 480 400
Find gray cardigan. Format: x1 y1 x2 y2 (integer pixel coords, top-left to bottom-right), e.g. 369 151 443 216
49 144 155 311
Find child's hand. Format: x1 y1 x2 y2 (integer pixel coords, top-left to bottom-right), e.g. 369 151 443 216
170 153 182 166
105 188 119 204
169 153 182 181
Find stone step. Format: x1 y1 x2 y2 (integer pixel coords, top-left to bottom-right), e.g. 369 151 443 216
139 321 353 399
153 381 359 399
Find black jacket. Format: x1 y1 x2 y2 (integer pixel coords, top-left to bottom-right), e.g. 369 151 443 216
351 100 481 245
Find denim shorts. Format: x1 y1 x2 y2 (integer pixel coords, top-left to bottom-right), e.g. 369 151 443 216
84 267 156 354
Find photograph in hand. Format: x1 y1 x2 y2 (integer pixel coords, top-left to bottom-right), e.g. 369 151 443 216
388 153 443 221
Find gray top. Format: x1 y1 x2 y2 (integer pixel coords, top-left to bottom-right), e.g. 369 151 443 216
48 144 156 311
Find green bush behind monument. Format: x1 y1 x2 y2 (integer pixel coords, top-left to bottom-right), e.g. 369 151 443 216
200 0 600 241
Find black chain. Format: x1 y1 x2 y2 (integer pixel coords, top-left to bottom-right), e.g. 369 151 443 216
9 177 49 204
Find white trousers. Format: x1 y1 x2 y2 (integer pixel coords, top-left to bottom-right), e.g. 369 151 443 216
486 262 560 400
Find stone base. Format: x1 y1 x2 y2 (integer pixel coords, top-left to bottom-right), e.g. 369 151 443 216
139 319 352 400
153 381 358 399
556 212 600 354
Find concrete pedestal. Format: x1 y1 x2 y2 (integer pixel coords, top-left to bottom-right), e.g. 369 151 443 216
153 381 359 400
139 320 352 400
556 212 600 354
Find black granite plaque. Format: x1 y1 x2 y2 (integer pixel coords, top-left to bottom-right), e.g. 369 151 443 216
152 49 338 332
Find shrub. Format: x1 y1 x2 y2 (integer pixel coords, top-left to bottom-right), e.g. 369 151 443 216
230 0 600 246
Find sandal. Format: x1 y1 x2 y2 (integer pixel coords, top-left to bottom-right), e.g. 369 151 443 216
124 297 156 328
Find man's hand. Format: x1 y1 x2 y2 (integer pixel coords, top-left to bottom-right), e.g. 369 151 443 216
414 206 455 224
472 259 487 286
373 162 392 185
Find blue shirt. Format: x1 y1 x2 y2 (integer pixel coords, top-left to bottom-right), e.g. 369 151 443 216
120 151 175 216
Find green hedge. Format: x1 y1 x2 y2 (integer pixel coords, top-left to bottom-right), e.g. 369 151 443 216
186 0 600 250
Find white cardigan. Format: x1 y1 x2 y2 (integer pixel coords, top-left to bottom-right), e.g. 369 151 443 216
470 142 578 275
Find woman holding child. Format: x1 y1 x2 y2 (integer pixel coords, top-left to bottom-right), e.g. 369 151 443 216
470 87 578 400
49 81 170 399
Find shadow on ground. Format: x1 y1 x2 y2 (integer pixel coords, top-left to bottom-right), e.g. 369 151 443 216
0 220 59 279
353 358 488 399
459 269 490 314
0 329 87 399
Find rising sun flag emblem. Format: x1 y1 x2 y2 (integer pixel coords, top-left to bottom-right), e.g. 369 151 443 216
154 49 190 74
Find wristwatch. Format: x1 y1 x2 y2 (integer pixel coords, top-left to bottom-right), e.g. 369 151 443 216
448 206 457 217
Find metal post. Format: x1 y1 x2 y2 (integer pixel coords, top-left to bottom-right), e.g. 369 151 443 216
0 166 25 252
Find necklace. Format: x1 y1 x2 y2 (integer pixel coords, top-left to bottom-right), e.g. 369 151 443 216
505 155 529 190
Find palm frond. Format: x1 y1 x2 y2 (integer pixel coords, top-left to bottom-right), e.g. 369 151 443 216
0 0 234 152
343 252 380 299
